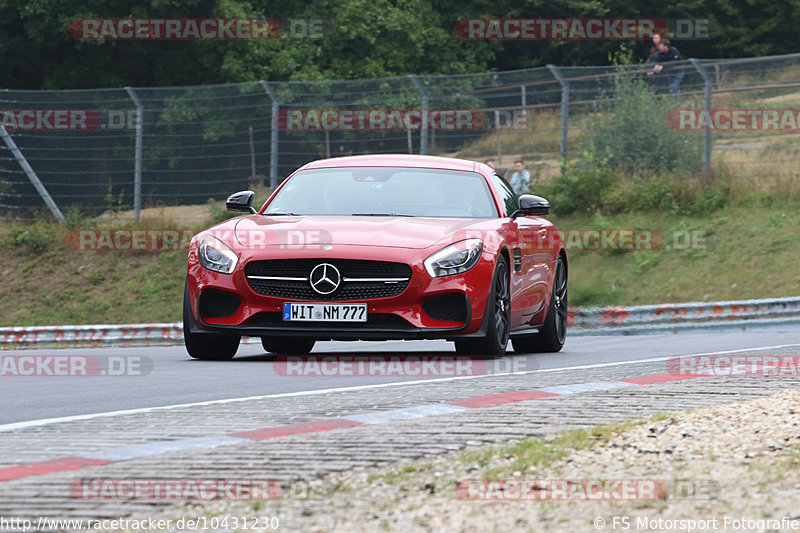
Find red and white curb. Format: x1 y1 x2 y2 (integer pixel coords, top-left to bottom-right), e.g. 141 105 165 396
0 371 708 483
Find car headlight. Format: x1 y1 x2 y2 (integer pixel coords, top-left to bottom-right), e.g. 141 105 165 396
198 235 238 274
424 239 483 277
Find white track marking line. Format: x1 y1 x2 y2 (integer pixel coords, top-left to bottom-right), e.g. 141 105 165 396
1 343 797 432
537 381 636 395
83 436 249 461
346 404 468 425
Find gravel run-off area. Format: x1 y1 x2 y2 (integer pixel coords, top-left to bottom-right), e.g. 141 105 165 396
109 388 800 533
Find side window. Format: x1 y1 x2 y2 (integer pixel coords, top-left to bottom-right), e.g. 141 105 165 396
491 173 518 217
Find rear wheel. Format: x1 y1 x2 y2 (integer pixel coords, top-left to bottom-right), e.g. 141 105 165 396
183 282 240 360
512 256 567 354
261 337 316 355
454 256 510 358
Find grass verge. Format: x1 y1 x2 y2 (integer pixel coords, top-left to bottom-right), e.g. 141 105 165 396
1 197 798 325
550 198 800 306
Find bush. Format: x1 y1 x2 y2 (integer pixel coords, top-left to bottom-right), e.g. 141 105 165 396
587 81 701 177
545 165 730 216
585 47 702 177
544 49 725 215
205 198 237 226
543 157 618 215
10 222 55 252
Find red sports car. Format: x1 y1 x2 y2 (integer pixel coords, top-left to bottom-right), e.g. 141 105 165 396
184 154 567 359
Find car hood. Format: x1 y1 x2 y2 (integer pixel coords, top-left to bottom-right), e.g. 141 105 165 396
233 215 489 250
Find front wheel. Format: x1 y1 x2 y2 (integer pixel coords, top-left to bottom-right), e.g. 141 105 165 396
454 256 510 358
183 282 240 360
261 337 316 355
512 256 567 353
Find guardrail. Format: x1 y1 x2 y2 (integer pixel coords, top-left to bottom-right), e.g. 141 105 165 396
568 296 800 335
2 296 799 347
0 323 184 347
569 296 800 327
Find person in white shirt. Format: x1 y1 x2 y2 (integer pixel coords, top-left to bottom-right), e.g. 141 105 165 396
509 159 531 194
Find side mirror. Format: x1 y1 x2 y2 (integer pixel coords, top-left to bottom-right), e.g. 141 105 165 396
226 190 257 214
510 194 550 218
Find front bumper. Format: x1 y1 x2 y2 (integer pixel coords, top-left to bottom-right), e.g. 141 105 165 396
187 245 494 341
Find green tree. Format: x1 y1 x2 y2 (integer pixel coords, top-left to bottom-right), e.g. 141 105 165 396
2 0 800 90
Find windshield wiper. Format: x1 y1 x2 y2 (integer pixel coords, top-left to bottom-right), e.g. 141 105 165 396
350 213 414 217
265 212 301 216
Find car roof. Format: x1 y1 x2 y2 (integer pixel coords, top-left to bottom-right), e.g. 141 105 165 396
301 154 480 172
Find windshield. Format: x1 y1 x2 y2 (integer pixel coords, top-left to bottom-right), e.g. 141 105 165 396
264 166 498 218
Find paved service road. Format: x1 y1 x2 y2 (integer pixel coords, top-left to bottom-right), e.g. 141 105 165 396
2 330 799 425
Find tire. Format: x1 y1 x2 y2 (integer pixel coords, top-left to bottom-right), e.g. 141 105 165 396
454 256 510 358
183 282 240 360
512 255 567 354
261 337 316 355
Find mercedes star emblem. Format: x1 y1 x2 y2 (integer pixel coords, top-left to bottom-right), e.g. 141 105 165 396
309 263 341 295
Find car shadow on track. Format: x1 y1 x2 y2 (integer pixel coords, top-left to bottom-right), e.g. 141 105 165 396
229 350 519 360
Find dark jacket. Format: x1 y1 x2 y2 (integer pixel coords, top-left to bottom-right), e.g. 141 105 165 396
651 46 683 65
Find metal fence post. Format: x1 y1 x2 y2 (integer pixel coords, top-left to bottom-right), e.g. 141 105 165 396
0 124 66 224
689 59 712 173
124 87 143 221
259 81 279 189
408 75 429 154
547 65 570 167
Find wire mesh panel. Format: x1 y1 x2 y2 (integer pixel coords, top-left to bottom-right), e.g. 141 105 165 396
131 82 272 208
0 88 134 217
2 52 800 220
275 75 423 171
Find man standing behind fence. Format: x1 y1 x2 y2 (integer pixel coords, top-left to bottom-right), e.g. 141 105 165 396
509 159 530 194
650 38 685 94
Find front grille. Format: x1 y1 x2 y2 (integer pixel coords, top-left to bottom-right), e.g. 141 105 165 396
245 259 412 301
199 289 241 318
422 293 468 323
244 312 413 330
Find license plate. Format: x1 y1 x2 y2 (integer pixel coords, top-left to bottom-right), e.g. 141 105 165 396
283 302 367 322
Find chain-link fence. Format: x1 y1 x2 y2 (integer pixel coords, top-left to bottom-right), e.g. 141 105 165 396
2 52 800 222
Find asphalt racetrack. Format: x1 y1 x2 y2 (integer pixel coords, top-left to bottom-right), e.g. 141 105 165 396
2 330 799 425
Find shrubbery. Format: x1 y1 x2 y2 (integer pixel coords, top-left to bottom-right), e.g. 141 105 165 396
544 58 727 215
10 221 57 252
